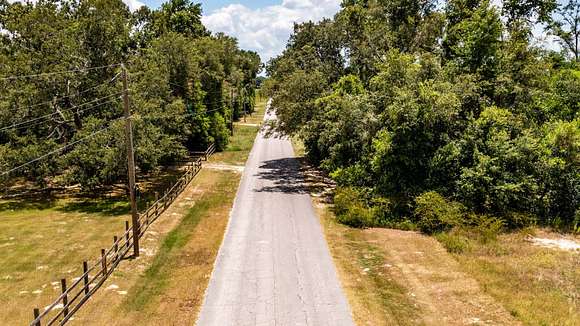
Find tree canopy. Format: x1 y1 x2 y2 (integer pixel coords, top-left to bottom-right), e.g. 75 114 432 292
0 0 261 190
265 0 579 230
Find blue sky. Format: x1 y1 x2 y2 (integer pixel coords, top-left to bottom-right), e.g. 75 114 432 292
132 0 561 65
142 0 278 13
133 0 342 64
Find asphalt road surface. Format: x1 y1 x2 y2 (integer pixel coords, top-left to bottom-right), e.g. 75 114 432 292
196 103 354 326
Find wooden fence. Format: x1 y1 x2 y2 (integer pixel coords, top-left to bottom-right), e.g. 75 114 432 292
191 143 216 161
30 146 212 325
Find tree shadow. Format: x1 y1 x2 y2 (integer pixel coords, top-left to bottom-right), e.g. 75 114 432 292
254 157 335 199
254 157 308 194
56 197 130 216
0 197 56 212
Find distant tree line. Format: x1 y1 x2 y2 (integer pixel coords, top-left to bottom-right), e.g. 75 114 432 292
265 0 579 231
0 0 261 190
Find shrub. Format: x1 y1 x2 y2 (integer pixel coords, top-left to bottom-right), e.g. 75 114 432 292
414 191 464 234
470 214 505 243
334 187 374 228
435 232 471 254
505 212 537 229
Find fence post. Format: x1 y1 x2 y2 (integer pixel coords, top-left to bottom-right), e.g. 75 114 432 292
61 279 69 317
82 261 89 296
125 221 130 249
101 249 107 276
33 308 40 326
113 236 119 262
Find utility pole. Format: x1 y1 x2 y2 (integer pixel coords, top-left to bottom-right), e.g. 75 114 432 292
122 64 140 258
241 87 246 123
230 88 234 136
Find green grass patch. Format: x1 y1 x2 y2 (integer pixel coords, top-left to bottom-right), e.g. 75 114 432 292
211 125 260 165
124 173 236 311
343 229 420 322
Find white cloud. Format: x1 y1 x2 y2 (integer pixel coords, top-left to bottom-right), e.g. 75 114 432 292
124 0 145 12
202 0 341 64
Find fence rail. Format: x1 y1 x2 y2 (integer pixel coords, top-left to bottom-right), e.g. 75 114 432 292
190 143 216 161
30 145 214 326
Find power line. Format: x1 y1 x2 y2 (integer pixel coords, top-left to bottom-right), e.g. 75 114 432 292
142 106 229 121
5 97 121 133
0 64 122 81
0 72 121 110
0 117 126 177
0 92 123 132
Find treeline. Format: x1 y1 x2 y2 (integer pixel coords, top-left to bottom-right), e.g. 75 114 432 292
265 0 579 231
0 0 260 190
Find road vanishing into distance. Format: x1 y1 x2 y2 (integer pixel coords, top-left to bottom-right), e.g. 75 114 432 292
197 102 354 326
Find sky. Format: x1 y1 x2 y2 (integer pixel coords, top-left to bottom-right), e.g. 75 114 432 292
140 0 343 64
7 0 562 64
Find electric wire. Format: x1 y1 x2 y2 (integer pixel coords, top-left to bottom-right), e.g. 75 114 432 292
0 64 122 81
5 97 121 133
0 72 121 111
0 117 127 177
0 92 123 132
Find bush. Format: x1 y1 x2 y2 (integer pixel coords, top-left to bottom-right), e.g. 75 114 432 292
414 191 464 234
334 187 374 228
465 214 505 243
435 232 471 254
505 212 537 229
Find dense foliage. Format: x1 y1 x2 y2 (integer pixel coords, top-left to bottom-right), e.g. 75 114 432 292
0 0 260 190
265 0 579 231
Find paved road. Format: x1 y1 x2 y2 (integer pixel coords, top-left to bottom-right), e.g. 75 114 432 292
197 103 354 326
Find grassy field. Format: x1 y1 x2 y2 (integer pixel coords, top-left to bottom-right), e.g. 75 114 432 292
0 195 131 324
442 230 580 325
211 97 266 165
0 99 267 324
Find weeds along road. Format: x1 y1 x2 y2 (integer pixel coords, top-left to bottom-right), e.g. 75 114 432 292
197 101 354 326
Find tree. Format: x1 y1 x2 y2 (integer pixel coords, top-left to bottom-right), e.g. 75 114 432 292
0 0 260 190
150 0 207 38
548 0 580 61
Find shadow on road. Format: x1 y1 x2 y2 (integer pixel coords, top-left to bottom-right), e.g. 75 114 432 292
254 157 308 194
254 157 335 203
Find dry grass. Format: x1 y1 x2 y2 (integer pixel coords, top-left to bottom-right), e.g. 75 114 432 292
445 229 580 325
0 197 131 325
317 206 423 325
0 99 267 325
69 169 240 325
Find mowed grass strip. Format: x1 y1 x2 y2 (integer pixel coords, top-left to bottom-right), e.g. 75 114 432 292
125 171 238 313
210 98 267 166
210 125 260 165
318 205 422 326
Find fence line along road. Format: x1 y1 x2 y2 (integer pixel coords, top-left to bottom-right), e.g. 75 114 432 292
31 146 213 326
190 143 216 161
